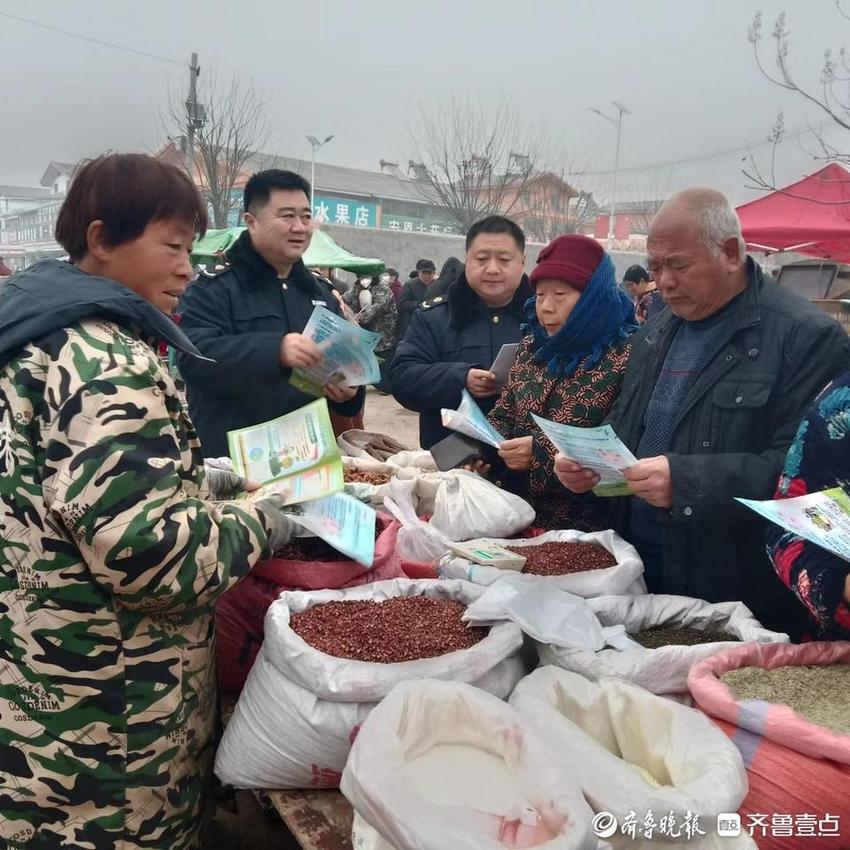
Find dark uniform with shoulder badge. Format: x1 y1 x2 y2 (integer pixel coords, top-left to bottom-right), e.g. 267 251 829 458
389 272 533 448
177 230 364 456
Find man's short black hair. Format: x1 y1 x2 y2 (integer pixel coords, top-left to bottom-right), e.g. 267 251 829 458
465 215 525 252
244 169 312 215
623 264 649 285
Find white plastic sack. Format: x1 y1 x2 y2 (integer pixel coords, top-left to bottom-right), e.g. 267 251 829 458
342 457 421 505
430 470 535 541
338 429 411 461
463 582 633 651
383 481 454 562
385 449 437 471
342 456 396 474
215 579 525 790
511 667 755 850
440 529 646 598
353 811 397 850
384 470 486 519
538 594 789 696
341 679 598 850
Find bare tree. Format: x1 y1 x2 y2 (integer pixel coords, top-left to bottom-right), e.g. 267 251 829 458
407 97 545 231
745 6 850 194
167 70 270 228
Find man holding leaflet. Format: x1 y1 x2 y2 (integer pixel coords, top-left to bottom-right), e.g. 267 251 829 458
177 170 364 456
554 188 850 635
389 215 533 448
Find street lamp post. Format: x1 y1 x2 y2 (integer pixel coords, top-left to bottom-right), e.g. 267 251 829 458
306 134 335 213
589 101 631 247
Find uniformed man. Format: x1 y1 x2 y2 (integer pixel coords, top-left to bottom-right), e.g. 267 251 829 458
389 215 533 448
177 169 365 456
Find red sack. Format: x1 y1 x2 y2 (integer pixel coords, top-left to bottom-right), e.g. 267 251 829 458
251 515 402 590
400 560 439 580
216 574 286 693
690 642 850 849
710 717 850 850
216 515 404 692
688 641 850 764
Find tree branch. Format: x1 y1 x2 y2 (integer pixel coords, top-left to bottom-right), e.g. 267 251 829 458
165 68 269 227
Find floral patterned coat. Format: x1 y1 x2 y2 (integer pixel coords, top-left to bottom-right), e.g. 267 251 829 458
767 372 850 639
488 336 631 530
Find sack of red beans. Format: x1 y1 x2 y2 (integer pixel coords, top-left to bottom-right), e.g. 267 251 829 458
215 513 405 693
440 529 646 598
215 579 526 790
538 594 789 697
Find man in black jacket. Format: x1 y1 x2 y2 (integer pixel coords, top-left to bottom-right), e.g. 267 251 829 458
397 258 436 337
555 188 850 636
389 216 533 449
177 170 364 456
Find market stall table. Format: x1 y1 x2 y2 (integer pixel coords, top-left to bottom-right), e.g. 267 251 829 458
263 789 353 850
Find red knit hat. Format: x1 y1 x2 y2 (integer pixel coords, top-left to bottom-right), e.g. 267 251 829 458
529 234 604 291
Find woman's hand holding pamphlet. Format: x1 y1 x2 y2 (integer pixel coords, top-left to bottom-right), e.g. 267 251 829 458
227 397 377 565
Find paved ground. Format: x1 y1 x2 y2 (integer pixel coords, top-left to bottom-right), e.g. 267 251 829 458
362 388 421 450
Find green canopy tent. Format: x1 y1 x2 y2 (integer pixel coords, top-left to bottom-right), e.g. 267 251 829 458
191 227 385 275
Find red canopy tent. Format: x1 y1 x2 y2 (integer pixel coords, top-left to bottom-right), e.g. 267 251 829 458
736 163 850 264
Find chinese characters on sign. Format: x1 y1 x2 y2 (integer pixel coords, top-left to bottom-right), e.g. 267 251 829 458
222 189 454 233
312 195 377 229
381 215 456 234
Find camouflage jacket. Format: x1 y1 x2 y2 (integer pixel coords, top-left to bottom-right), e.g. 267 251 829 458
342 280 398 352
0 310 269 849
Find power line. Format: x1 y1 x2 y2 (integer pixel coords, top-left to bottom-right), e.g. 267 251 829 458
0 9 185 67
571 120 831 176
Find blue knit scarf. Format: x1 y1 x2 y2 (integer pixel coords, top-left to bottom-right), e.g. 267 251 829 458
523 253 639 377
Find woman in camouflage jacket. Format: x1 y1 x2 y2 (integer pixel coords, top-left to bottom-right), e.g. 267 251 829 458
0 155 293 850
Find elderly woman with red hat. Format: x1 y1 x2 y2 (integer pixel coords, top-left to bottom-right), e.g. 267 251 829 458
487 234 638 530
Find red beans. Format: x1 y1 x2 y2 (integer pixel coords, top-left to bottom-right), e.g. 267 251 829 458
275 538 355 562
274 526 382 562
506 542 617 576
290 598 488 663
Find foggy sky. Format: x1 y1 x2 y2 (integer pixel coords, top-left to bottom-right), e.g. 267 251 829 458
1 0 847 204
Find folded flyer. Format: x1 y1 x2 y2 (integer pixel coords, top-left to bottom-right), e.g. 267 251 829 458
290 304 382 397
227 398 343 505
441 389 505 449
531 415 637 497
287 492 377 566
737 487 850 562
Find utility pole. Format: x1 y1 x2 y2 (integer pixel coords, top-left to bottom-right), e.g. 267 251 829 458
306 134 335 214
589 100 631 248
185 53 204 177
